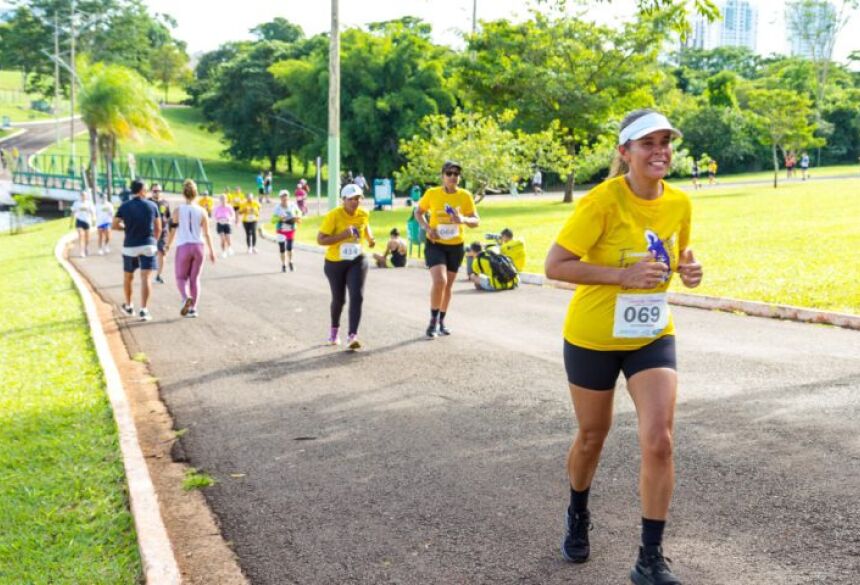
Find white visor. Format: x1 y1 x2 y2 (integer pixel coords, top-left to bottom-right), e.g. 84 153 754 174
618 113 682 145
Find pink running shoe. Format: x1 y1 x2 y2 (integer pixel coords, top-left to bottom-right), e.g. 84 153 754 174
327 327 341 346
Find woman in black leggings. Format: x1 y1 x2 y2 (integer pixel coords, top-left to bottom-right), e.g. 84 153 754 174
239 192 261 254
317 184 375 350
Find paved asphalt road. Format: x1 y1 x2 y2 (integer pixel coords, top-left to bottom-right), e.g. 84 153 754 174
71 237 860 585
2 118 82 155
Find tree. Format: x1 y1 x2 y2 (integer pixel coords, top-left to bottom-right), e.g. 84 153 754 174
185 42 248 106
77 58 171 196
202 40 303 172
459 13 669 201
704 71 739 108
9 194 37 235
270 18 457 179
744 88 821 188
251 17 303 43
677 106 756 173
3 0 187 96
395 110 573 202
149 41 189 103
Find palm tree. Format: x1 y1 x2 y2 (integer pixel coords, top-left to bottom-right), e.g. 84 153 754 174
77 58 172 197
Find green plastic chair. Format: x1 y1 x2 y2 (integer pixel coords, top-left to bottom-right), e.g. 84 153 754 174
406 213 426 256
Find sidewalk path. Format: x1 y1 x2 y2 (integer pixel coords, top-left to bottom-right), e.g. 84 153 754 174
71 241 860 585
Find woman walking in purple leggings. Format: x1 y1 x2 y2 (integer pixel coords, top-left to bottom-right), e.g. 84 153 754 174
165 179 216 318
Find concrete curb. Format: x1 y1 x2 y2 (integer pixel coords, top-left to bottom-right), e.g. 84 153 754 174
55 232 182 585
0 128 26 143
264 230 860 331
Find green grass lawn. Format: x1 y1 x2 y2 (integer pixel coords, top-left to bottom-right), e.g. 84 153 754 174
0 70 71 122
293 178 860 315
0 220 142 584
46 107 325 195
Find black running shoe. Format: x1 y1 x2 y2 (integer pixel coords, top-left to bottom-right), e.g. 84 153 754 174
426 322 438 338
560 509 591 563
155 275 164 284
282 264 287 273
289 262 294 272
438 323 451 336
630 545 681 585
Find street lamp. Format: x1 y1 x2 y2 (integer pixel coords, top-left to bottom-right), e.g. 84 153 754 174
327 0 340 211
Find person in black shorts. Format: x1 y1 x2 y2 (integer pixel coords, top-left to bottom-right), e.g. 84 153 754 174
113 180 162 322
150 183 172 284
545 109 703 585
413 161 480 337
372 227 408 268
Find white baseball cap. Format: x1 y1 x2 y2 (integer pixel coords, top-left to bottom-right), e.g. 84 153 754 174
618 112 682 145
340 184 363 199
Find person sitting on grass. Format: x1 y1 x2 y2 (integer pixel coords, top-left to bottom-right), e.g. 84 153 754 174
373 228 408 268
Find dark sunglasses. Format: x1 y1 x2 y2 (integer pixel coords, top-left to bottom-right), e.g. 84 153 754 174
444 170 460 177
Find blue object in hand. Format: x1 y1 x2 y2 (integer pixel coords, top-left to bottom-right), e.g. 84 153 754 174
444 204 456 217
645 230 671 280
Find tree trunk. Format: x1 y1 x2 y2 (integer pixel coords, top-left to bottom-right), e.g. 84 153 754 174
474 184 486 204
563 173 575 203
302 159 308 176
87 126 99 195
772 144 779 189
562 143 577 203
103 137 113 200
287 149 293 173
269 154 277 174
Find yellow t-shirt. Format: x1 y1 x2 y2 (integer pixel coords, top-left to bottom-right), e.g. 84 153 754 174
500 238 526 271
319 207 371 262
417 186 477 245
239 200 261 223
199 196 214 214
555 176 691 351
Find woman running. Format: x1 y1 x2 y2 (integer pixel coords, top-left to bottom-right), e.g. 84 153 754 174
212 194 236 258
544 109 703 585
317 184 375 350
413 161 479 338
272 189 301 272
239 192 261 254
96 197 114 255
165 180 216 318
70 190 96 257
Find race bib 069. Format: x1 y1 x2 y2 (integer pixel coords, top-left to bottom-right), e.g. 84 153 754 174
340 243 362 260
613 293 670 338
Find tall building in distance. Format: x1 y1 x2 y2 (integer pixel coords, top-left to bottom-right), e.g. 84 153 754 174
687 0 759 51
787 1 837 59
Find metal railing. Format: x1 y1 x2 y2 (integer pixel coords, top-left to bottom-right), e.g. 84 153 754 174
11 153 213 194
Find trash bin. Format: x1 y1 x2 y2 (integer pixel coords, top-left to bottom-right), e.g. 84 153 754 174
373 178 393 210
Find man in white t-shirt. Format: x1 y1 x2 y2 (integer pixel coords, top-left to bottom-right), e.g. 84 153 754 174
532 169 543 195
70 191 97 257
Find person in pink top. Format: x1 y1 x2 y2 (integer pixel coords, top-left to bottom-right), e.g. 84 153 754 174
165 179 216 318
212 193 236 258
295 179 309 215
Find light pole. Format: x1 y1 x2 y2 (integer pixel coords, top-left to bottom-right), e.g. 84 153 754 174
327 0 340 211
69 0 76 162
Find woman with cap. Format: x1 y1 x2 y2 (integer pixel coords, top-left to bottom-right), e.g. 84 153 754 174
272 189 302 272
413 160 479 338
544 109 703 585
317 183 376 350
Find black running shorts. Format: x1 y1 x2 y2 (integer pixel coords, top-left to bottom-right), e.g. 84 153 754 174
563 335 676 391
425 240 465 273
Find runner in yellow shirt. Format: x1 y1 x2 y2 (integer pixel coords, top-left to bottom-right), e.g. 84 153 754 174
413 161 479 338
239 193 261 254
544 109 702 585
317 184 376 350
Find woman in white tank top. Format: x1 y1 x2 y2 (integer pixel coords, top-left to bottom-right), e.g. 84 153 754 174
165 180 216 318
